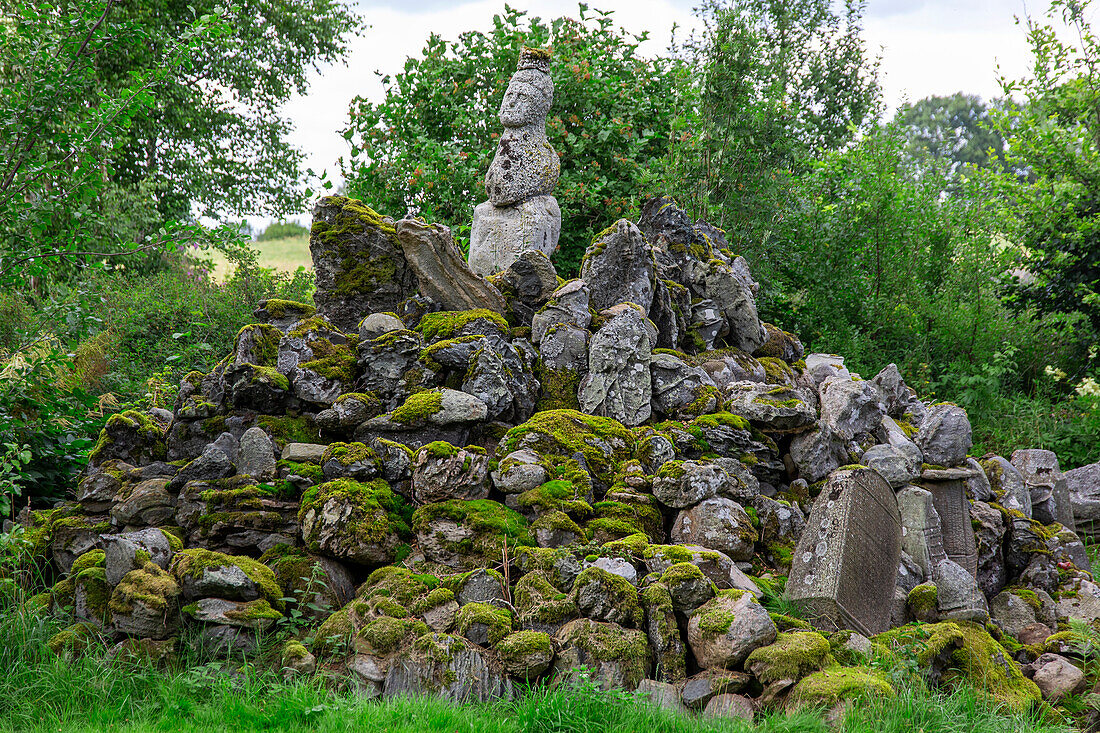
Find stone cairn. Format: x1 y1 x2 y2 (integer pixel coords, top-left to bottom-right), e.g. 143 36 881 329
19 50 1100 721
468 47 561 276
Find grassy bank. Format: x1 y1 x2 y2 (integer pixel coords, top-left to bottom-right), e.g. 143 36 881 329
206 235 313 281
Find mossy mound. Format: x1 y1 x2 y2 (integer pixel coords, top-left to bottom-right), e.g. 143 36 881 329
745 631 831 683
454 602 513 646
500 410 635 488
298 478 411 566
874 621 1041 713
359 566 440 607
787 666 894 708
411 499 533 568
170 549 283 606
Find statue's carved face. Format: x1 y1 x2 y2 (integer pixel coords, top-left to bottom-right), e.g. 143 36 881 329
499 71 552 127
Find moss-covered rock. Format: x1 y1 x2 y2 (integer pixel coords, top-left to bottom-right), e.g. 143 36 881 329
787 666 894 708
47 622 98 658
88 411 166 467
874 621 1041 713
744 631 831 683
411 499 532 570
358 615 429 655
572 566 643 628
454 602 513 647
169 549 282 606
415 309 509 343
320 442 382 481
515 570 580 633
500 410 635 490
298 478 411 566
640 581 687 683
109 562 181 639
687 590 777 670
552 618 652 691
497 630 554 679
259 545 355 620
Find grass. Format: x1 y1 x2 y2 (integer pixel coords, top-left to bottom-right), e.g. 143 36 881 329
207 235 313 281
0 594 1073 733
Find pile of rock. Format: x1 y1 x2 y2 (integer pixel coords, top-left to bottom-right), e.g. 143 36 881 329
17 188 1100 719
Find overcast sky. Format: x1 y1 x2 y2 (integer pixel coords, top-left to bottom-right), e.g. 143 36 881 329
267 0 1062 227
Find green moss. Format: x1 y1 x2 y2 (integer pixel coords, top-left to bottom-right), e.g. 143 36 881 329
299 478 411 552
500 410 635 487
74 566 111 624
322 441 380 468
411 499 533 550
415 310 508 342
573 567 643 627
183 598 283 624
282 639 311 666
108 562 179 615
496 630 552 670
390 390 444 425
89 410 166 464
771 613 813 631
691 412 750 432
410 587 455 615
256 415 320 445
360 615 425 654
455 602 513 646
557 619 651 688
518 479 592 518
313 606 355 657
47 623 97 656
259 299 315 321
536 364 582 412
360 566 440 606
515 572 578 625
70 549 106 575
169 549 282 606
874 621 1041 713
278 460 323 483
422 441 459 459
908 584 939 615
745 631 831 683
602 532 649 557
299 337 356 384
788 666 894 707
588 500 663 542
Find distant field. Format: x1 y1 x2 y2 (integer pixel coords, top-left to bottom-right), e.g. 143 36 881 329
206 234 312 280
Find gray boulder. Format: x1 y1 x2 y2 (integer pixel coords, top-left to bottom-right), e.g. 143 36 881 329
411 443 490 503
1067 461 1100 540
531 279 591 344
915 404 972 467
580 219 656 312
1011 449 1075 530
578 307 652 427
671 497 756 561
818 377 884 441
686 592 776 669
650 354 718 418
237 427 277 482
933 558 988 622
724 382 816 433
394 217 507 313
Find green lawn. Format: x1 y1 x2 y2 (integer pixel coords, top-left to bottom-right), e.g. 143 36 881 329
207 235 313 281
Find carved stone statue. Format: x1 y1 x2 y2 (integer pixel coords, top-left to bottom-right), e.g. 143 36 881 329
468 48 561 276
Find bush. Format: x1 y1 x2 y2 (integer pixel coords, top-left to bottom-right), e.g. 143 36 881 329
257 222 309 242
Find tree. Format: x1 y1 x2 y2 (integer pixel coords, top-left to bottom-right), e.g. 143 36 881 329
341 4 681 275
897 93 1007 177
96 0 362 224
662 0 881 264
991 0 1100 342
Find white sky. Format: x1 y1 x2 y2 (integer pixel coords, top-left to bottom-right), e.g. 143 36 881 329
263 0 1062 228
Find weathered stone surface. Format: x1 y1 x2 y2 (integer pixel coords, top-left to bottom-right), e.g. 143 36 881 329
636 679 689 714
412 499 530 571
1031 654 1085 702
919 478 978 578
104 529 175 587
109 563 181 639
725 382 816 433
573 566 642 627
309 196 417 332
469 50 560 276
652 460 729 509
1011 449 1075 530
896 486 947 581
933 558 988 622
644 545 760 595
1068 461 1100 540
914 403 972 467
497 630 554 679
787 468 902 636
411 444 490 504
650 354 717 418
298 479 405 566
531 279 591 344
990 590 1037 638
461 336 539 423
862 444 920 488
686 591 776 670
580 219 656 312
184 597 280 631
281 442 327 463
964 458 993 502
578 307 652 426
703 693 754 721
237 427 277 482
553 618 651 690
671 497 756 562
818 377 884 441
983 455 1032 517
384 634 514 702
111 478 176 528
790 428 846 483
871 363 913 418
698 259 766 353
76 461 131 512
967 501 1006 600
395 218 507 313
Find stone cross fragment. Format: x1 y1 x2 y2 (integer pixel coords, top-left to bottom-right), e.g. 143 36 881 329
787 467 902 636
394 217 506 313
917 467 980 579
468 48 561 276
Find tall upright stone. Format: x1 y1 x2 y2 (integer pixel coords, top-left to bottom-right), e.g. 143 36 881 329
309 196 418 332
917 468 979 578
787 468 902 636
469 48 561 275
